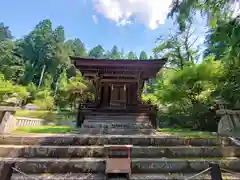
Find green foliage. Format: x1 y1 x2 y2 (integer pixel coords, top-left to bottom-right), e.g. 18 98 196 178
88 45 105 58
153 25 199 69
139 50 148 60
109 45 121 59
33 96 55 110
152 58 223 130
55 71 93 110
14 125 73 133
0 22 13 41
127 51 138 59
0 73 28 103
1 11 240 134
159 128 214 138
0 40 24 81
66 38 86 56
151 3 240 131
16 110 76 125
168 0 238 31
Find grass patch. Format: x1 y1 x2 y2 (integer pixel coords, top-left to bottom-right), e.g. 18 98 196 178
15 110 77 125
158 128 215 138
16 110 76 118
14 126 73 133
16 110 51 118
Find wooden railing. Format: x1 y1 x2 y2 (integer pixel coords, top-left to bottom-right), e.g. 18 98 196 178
16 117 43 127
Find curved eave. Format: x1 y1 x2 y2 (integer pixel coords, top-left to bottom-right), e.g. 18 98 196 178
71 56 167 69
71 56 167 79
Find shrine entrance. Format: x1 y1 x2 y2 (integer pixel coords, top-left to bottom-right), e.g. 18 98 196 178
99 82 139 109
109 84 127 108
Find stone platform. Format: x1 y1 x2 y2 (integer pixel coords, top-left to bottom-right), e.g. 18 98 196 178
0 134 239 179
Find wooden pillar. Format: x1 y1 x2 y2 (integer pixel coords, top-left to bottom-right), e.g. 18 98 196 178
102 83 109 106
94 74 102 103
137 72 143 104
126 84 130 106
131 83 138 105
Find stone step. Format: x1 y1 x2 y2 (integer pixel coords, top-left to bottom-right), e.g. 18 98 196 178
1 145 240 158
84 112 148 116
76 128 154 135
83 121 151 126
0 134 233 146
2 158 240 173
85 119 149 122
84 118 150 123
10 173 240 180
85 118 149 121
86 115 149 118
81 123 152 129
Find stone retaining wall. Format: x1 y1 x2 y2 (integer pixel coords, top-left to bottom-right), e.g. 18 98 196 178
0 111 17 134
0 106 18 134
0 106 44 133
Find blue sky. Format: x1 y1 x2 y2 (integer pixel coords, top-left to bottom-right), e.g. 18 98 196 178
1 0 202 56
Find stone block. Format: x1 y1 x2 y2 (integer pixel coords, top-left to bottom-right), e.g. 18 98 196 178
2 158 240 174
9 173 240 180
0 135 232 146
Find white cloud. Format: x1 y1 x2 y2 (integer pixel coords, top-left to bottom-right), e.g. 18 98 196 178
92 15 99 24
92 0 173 30
232 1 240 17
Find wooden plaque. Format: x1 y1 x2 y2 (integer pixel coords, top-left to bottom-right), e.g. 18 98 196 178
106 158 131 174
104 145 133 175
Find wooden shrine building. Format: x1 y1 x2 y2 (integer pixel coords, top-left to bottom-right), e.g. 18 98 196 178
71 57 167 130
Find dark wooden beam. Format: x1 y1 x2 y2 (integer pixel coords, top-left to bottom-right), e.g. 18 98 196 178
101 79 137 83
103 73 138 78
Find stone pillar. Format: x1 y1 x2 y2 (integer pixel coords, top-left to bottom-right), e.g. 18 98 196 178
0 106 19 134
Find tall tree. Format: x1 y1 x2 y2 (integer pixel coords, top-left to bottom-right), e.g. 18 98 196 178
16 19 71 86
0 40 24 82
204 15 240 60
0 22 13 41
120 48 126 59
168 0 238 31
88 45 105 58
109 45 121 59
139 50 148 60
127 51 138 60
153 24 200 69
66 38 86 57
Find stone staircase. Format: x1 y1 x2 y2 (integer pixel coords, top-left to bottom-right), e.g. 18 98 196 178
77 114 155 135
0 134 240 179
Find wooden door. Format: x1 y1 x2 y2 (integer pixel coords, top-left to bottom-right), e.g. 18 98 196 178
110 84 127 108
